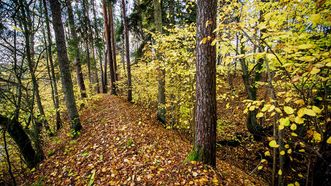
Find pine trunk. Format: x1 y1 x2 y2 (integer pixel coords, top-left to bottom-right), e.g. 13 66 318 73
193 0 217 167
50 0 82 133
122 0 132 102
66 0 87 98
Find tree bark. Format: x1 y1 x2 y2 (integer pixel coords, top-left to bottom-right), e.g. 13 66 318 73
3 129 16 185
102 0 109 93
122 0 132 102
107 3 117 95
193 0 217 167
66 0 87 99
50 0 82 133
154 0 166 123
42 0 62 130
109 1 118 82
0 115 40 168
92 0 104 93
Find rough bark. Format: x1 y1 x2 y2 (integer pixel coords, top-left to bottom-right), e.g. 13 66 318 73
107 3 117 95
92 0 104 93
66 0 87 98
42 0 62 130
109 2 118 82
3 129 16 185
102 0 109 93
0 115 40 168
154 0 166 123
122 0 132 102
50 0 82 132
193 0 217 167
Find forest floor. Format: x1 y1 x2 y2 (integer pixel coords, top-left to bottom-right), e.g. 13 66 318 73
25 95 266 185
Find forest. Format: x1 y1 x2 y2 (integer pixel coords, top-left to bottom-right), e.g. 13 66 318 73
0 0 330 185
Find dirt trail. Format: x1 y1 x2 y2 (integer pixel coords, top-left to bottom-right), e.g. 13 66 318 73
28 95 265 185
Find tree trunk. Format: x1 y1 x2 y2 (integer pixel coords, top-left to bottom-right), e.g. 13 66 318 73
86 1 100 94
50 0 82 133
92 0 104 93
193 0 217 167
122 0 132 102
0 115 40 168
42 0 62 130
154 0 166 123
82 0 93 93
3 129 16 185
66 0 87 99
18 0 46 160
109 2 118 82
107 3 117 95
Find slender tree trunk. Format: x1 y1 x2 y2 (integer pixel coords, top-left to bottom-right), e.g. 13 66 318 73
3 130 16 185
92 0 105 93
18 0 46 160
82 0 94 93
154 0 166 123
193 0 217 167
107 2 117 95
42 0 62 130
50 0 82 133
0 115 40 168
102 0 109 93
109 2 118 82
86 0 100 94
66 0 87 98
122 0 132 102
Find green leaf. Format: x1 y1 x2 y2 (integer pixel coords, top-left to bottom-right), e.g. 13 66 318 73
279 117 290 127
269 140 279 148
327 137 331 144
310 67 320 75
304 108 316 116
256 112 264 118
284 106 294 115
88 169 96 186
312 106 322 114
290 124 297 131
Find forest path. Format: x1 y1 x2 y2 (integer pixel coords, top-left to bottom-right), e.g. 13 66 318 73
28 95 264 185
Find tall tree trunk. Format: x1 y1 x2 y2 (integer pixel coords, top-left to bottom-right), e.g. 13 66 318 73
82 0 93 93
193 0 217 167
109 2 118 82
122 0 132 102
107 2 117 95
154 0 166 123
169 0 175 25
66 0 87 98
93 0 105 93
50 0 82 133
42 0 62 130
3 130 16 185
85 0 100 94
102 0 109 93
0 115 40 168
18 0 46 160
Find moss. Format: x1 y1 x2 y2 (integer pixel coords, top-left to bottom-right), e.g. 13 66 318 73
185 148 201 163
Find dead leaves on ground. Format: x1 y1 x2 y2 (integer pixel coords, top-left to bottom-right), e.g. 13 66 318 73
27 95 262 185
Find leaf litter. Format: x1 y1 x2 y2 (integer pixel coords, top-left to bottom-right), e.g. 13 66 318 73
26 95 265 185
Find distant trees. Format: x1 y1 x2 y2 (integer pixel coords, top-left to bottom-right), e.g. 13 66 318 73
192 0 217 166
49 0 82 133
